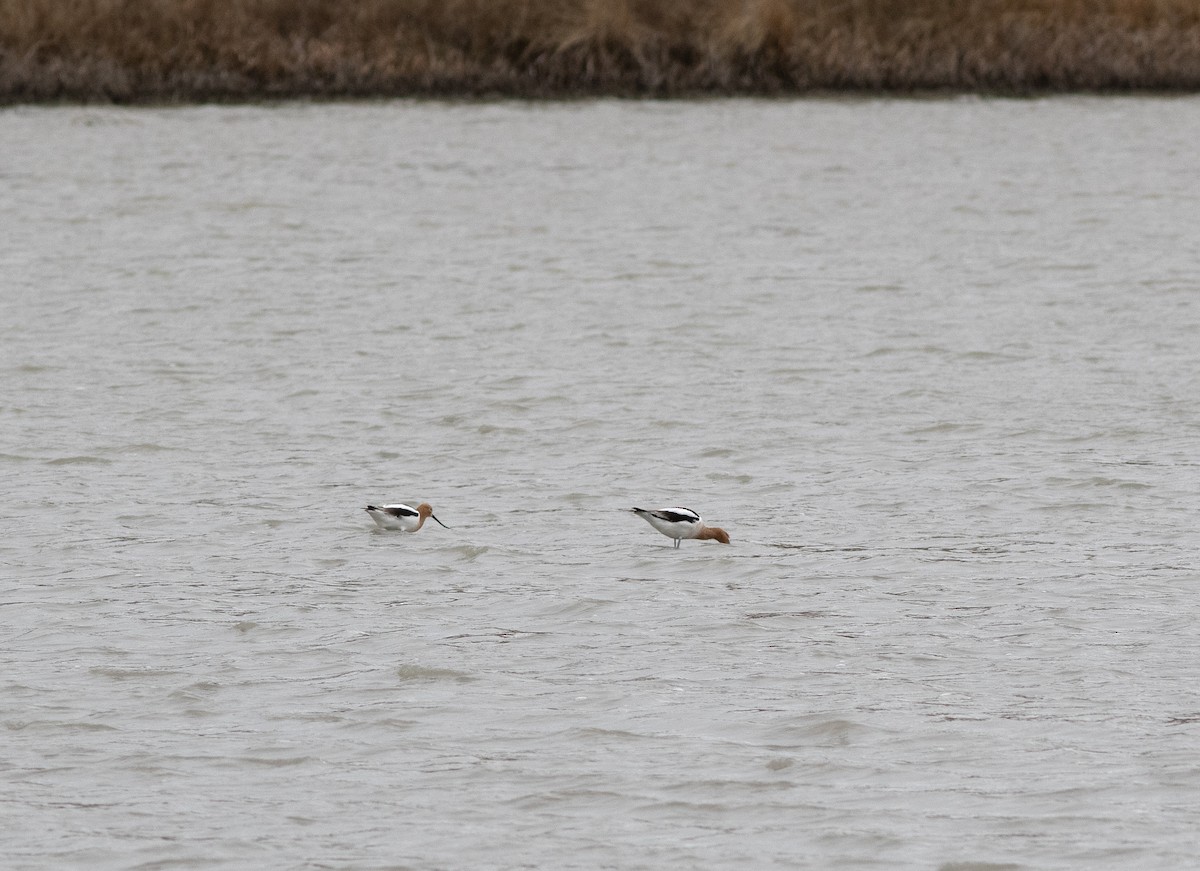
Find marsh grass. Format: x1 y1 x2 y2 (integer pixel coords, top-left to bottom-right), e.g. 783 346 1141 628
2 0 1199 102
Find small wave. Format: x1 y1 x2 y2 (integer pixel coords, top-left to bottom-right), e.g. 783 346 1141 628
763 717 880 747
1166 713 1200 725
1046 475 1153 490
904 422 983 435
112 442 175 453
956 349 1024 362
232 755 313 767
863 344 949 358
535 598 614 620
444 627 550 643
5 719 118 732
395 664 475 683
89 666 178 680
449 543 490 561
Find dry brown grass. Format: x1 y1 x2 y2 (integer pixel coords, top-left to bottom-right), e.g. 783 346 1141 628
2 0 1199 102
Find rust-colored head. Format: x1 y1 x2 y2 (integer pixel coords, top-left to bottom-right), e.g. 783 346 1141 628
417 503 449 529
698 526 730 544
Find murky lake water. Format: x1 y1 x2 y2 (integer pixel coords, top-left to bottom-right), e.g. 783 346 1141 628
3 97 1200 869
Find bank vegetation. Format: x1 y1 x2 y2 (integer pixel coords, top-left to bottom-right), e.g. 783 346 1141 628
3 0 1200 102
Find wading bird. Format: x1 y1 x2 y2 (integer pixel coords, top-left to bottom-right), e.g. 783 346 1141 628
364 502 449 533
630 507 729 548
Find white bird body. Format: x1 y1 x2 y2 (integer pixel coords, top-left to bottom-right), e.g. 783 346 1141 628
631 507 730 548
364 502 448 533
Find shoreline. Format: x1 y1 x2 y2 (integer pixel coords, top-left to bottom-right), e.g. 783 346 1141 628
4 0 1200 105
7 89 1200 111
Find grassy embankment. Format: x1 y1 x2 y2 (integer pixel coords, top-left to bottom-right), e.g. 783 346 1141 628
3 0 1200 103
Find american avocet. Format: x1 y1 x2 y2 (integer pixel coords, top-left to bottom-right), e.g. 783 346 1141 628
364 502 449 532
631 507 730 548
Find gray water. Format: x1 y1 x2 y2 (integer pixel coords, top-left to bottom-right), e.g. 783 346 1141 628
3 98 1200 870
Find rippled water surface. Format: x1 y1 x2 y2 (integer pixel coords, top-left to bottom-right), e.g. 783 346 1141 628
3 98 1200 869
